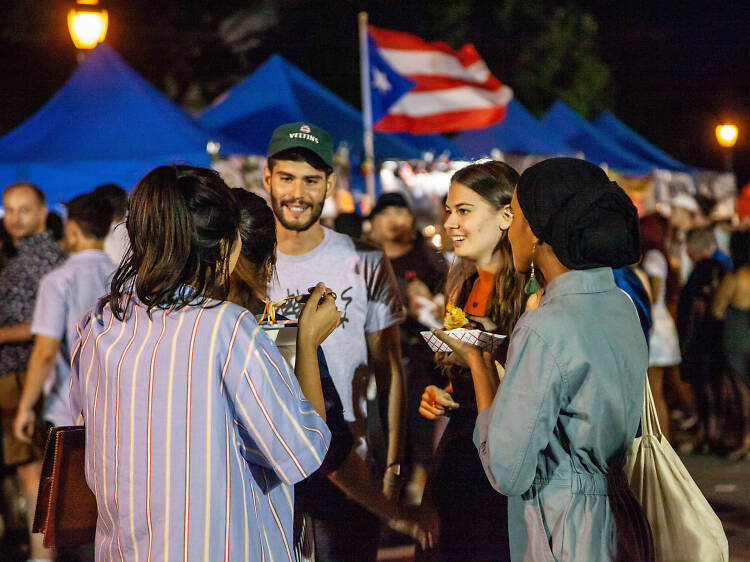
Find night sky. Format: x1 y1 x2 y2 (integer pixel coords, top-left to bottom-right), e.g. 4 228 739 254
3 1 749 185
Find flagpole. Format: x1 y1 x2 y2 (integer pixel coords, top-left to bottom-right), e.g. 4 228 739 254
358 11 376 210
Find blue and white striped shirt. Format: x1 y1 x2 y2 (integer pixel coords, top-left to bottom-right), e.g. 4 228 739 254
69 295 330 561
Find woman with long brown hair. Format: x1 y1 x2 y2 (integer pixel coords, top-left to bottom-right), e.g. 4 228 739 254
416 160 529 560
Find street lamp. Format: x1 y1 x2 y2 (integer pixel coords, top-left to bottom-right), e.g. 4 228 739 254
68 0 108 55
715 124 738 172
716 124 738 148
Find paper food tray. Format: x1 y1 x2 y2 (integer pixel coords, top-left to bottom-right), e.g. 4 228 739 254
260 324 298 347
421 328 506 353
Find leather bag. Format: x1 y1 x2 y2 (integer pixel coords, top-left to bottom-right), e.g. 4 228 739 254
33 426 97 548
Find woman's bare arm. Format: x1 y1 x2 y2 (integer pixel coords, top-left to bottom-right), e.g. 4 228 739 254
713 273 737 319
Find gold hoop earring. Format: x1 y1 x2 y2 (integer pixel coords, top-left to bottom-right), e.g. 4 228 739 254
524 242 539 295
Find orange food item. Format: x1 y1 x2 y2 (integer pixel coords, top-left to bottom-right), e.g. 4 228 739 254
444 302 468 329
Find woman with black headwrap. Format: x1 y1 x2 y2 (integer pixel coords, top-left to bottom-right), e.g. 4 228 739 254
433 158 653 561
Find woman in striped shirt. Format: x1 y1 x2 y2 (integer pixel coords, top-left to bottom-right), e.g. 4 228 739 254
69 165 337 561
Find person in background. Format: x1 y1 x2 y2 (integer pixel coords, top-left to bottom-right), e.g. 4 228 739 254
670 192 700 285
417 160 528 560
368 191 448 503
264 123 407 561
45 211 64 246
677 227 728 451
713 230 750 460
92 183 129 266
14 191 116 439
640 213 682 441
436 194 455 264
0 181 65 562
0 220 15 271
11 190 114 559
444 157 652 561
69 165 334 560
333 211 363 239
613 266 653 343
711 220 733 271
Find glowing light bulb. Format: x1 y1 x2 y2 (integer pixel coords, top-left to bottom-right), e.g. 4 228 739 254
68 4 108 50
715 124 738 148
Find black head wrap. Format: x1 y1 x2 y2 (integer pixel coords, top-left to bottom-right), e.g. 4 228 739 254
516 158 641 270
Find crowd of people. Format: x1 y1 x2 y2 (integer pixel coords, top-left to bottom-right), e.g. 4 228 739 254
0 120 746 561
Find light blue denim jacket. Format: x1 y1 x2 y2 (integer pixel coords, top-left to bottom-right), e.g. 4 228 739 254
474 268 647 561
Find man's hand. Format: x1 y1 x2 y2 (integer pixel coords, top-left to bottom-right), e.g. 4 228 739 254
386 503 439 548
13 407 36 444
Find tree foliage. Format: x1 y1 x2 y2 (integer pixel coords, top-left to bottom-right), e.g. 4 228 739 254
423 0 612 118
511 5 611 118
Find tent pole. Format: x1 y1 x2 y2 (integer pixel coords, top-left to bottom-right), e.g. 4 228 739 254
358 11 376 211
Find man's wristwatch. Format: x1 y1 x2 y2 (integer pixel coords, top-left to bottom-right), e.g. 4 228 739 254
385 462 402 477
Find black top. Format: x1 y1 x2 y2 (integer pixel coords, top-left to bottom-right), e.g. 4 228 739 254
677 257 727 357
0 231 66 376
388 238 448 306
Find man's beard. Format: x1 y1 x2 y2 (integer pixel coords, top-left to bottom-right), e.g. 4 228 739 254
271 196 325 232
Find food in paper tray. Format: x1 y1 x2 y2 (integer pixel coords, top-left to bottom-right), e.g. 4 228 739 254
421 328 506 353
443 302 469 329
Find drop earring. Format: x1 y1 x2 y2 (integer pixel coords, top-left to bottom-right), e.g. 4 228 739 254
524 242 539 295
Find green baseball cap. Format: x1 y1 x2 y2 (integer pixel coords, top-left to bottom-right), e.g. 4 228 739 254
267 122 333 168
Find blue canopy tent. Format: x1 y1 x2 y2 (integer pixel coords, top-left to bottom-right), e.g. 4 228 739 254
542 101 654 175
452 99 574 158
593 111 691 172
198 54 454 163
0 43 231 204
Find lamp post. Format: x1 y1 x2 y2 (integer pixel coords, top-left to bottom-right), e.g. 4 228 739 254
68 0 108 61
715 124 738 173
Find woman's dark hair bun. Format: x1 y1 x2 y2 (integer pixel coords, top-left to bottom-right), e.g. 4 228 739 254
108 164 240 318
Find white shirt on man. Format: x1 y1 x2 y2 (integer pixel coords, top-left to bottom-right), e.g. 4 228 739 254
268 227 404 428
103 221 129 266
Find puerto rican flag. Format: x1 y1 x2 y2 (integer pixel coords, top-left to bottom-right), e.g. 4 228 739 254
368 25 513 134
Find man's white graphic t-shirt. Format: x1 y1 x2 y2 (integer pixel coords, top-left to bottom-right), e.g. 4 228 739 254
268 227 404 427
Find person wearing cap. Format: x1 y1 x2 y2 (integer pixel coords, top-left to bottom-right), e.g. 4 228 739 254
264 123 409 559
434 158 654 561
368 192 448 503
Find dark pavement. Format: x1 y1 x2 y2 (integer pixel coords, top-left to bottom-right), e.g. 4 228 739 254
378 453 750 561
681 453 750 561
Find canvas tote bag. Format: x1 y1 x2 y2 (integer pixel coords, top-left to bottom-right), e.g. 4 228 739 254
625 379 729 561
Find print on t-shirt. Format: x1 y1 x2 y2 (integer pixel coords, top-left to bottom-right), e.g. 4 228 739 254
268 228 404 422
278 286 355 327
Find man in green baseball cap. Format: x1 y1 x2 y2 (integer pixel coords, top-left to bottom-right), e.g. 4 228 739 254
267 122 334 168
264 122 335 234
264 123 411 559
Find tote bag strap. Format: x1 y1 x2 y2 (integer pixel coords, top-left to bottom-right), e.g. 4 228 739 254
641 376 663 439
